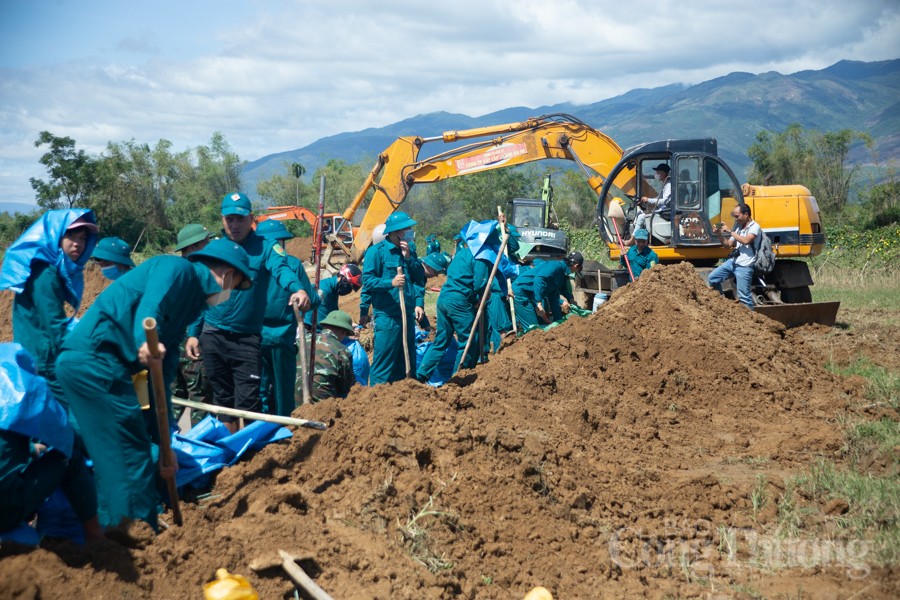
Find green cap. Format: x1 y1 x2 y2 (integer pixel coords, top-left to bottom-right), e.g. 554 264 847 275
320 310 354 333
423 251 450 274
174 223 211 251
92 237 135 267
382 211 417 234
187 238 253 289
221 192 252 216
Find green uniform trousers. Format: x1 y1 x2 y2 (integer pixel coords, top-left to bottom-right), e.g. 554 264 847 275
260 342 298 417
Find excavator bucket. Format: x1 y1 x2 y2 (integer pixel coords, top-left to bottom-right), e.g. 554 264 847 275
755 301 841 328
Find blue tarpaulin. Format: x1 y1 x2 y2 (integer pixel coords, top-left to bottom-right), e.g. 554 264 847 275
172 416 292 488
0 343 73 457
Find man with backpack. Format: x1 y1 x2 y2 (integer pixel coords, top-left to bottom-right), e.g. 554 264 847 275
708 203 761 309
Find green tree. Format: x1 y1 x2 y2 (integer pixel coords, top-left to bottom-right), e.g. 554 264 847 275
29 131 99 210
747 124 870 214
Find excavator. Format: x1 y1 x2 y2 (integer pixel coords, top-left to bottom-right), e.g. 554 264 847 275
594 138 840 326
256 205 358 269
335 114 838 326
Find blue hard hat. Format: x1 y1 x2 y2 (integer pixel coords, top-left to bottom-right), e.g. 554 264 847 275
92 237 135 267
187 238 254 289
633 228 649 241
382 211 417 234
256 219 293 240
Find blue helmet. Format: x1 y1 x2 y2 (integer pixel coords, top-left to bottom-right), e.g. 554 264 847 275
382 211 417 234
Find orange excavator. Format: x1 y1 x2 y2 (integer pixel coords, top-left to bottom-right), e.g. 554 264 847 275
255 205 358 268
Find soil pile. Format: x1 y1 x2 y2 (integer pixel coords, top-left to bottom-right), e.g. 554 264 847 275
0 263 109 343
1 263 893 598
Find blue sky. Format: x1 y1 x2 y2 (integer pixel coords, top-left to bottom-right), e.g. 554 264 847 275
1 0 898 206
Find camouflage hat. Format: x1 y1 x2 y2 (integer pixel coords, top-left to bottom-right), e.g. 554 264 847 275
319 310 354 333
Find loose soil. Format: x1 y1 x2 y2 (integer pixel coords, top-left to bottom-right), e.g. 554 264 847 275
1 260 897 598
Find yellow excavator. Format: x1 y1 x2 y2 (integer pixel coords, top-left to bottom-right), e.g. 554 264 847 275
339 114 839 326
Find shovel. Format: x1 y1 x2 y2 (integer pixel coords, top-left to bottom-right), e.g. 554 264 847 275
293 306 311 405
397 266 412 377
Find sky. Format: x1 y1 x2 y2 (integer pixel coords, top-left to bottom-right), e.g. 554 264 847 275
1 0 898 206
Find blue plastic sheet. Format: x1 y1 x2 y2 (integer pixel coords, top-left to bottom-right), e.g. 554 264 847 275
36 489 84 544
172 416 292 488
459 220 519 294
0 343 73 457
415 337 459 387
342 338 370 386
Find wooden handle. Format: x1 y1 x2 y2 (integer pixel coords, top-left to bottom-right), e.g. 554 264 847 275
292 306 311 405
142 317 183 526
397 267 411 377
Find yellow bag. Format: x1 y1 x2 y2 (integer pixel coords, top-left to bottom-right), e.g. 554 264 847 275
203 568 259 600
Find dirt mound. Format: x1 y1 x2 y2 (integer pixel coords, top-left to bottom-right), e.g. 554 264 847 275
0 263 109 343
1 263 893 598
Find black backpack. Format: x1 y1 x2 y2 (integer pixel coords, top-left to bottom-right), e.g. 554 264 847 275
754 228 776 274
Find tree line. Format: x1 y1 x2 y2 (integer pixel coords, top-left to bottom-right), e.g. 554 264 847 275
1 125 895 254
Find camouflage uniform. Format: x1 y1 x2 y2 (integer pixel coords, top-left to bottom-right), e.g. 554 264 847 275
297 329 355 404
172 340 210 426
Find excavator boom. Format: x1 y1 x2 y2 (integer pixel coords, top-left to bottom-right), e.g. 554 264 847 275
343 114 627 261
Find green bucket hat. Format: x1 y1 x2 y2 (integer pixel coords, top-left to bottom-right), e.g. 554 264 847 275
174 223 211 252
92 237 135 267
255 219 294 240
423 251 450 274
382 211 417 234
320 310 354 333
187 238 253 289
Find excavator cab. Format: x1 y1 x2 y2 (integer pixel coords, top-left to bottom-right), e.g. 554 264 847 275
598 139 743 266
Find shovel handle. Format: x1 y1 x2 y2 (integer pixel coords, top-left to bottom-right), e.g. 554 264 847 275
293 306 312 404
142 317 183 526
397 266 411 377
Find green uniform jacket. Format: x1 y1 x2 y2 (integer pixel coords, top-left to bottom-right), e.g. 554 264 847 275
62 257 220 387
262 254 318 346
361 240 425 317
12 262 70 379
533 260 574 305
191 231 303 336
305 275 339 329
622 245 659 278
441 246 491 304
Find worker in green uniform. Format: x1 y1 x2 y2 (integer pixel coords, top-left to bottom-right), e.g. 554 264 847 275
304 263 362 330
55 239 253 530
0 343 104 543
416 228 502 383
361 211 426 385
185 193 312 433
301 310 356 403
511 263 539 333
0 209 99 422
92 236 136 280
256 219 319 416
620 228 658 278
533 252 584 324
484 219 520 354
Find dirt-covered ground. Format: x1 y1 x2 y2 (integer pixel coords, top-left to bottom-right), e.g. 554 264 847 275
1 253 897 598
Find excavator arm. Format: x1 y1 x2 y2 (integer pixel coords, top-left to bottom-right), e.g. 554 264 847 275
343 114 628 261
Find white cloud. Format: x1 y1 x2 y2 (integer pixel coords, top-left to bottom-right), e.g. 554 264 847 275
0 0 897 204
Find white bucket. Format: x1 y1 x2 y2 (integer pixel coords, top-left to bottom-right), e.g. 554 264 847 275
592 293 609 313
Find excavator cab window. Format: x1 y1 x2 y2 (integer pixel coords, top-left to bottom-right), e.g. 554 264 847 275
704 157 741 227
511 201 545 229
675 157 700 210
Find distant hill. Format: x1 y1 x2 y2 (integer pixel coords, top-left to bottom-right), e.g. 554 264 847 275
0 202 38 216
242 59 900 193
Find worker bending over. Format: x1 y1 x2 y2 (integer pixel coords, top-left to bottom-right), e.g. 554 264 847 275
55 239 253 530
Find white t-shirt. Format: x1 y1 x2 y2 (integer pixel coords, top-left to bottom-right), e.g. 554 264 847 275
733 220 761 267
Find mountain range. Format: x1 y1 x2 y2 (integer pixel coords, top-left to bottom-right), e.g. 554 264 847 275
242 59 900 193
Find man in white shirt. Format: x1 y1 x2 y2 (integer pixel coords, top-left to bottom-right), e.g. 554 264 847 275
629 163 671 242
708 203 761 309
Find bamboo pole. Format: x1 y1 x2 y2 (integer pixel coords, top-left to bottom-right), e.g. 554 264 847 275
172 397 327 430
